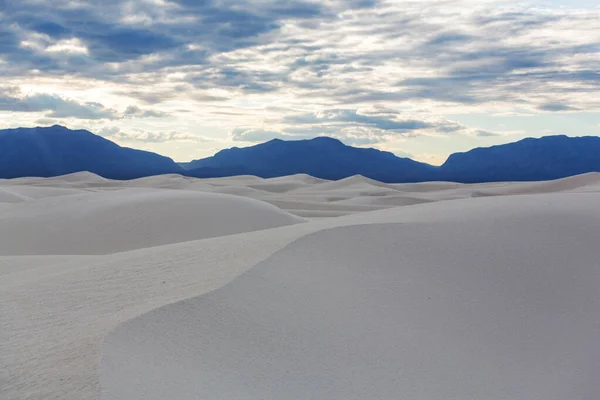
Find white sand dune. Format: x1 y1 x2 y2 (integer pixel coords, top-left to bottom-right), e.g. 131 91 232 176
201 175 265 185
246 181 311 193
0 187 28 203
0 185 90 201
265 198 383 212
474 172 600 196
103 194 600 400
207 185 271 197
1 172 599 400
265 173 327 185
333 193 433 206
389 180 465 192
49 171 110 184
299 174 398 192
5 172 111 188
283 208 359 218
123 174 203 190
0 188 303 255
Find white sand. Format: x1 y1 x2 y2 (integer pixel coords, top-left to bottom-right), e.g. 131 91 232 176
0 188 303 255
1 172 599 400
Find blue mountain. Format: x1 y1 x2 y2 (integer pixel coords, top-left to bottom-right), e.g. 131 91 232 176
182 137 437 182
0 125 183 179
184 135 600 183
1 126 598 182
439 135 600 183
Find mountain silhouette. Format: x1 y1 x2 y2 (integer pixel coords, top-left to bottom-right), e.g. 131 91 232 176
439 135 600 182
1 126 599 182
184 135 600 182
0 125 182 179
183 137 436 182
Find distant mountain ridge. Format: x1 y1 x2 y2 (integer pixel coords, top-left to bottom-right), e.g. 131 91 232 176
438 135 600 183
182 136 436 182
0 125 183 179
1 126 599 182
182 134 600 183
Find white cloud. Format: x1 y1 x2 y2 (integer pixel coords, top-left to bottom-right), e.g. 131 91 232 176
99 126 209 143
45 38 89 55
0 0 597 160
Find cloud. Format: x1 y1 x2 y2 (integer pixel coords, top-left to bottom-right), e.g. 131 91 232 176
537 103 581 112
474 10 564 31
0 87 171 120
123 105 169 118
99 126 208 143
34 118 58 125
229 125 384 146
284 109 433 131
281 107 504 139
121 87 230 105
0 0 331 75
0 88 120 119
186 67 284 93
2 0 598 113
475 129 501 137
425 32 476 46
230 106 509 146
98 126 121 136
0 0 598 158
230 128 294 142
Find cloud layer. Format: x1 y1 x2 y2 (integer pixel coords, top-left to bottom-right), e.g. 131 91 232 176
1 0 598 160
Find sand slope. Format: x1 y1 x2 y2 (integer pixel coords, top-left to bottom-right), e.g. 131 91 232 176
101 193 600 400
1 172 599 400
0 188 303 255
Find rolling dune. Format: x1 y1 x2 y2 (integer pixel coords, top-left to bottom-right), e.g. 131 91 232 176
1 172 599 400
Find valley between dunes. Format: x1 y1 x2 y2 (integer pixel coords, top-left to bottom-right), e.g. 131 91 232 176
1 172 600 400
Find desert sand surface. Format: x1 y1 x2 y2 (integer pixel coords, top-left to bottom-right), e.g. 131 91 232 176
1 172 599 400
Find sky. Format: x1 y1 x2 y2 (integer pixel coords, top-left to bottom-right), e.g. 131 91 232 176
0 0 599 164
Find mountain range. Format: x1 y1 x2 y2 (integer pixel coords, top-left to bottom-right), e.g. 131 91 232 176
1 125 599 183
181 136 437 182
0 126 182 180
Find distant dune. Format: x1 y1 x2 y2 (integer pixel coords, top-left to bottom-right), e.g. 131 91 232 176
1 172 599 400
0 183 303 256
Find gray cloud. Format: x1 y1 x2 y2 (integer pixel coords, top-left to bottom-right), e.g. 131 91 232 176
123 105 170 118
186 68 284 93
0 87 169 119
0 0 334 75
0 87 172 120
475 130 501 137
474 10 564 32
232 106 507 145
2 1 597 110
538 103 581 112
1 0 598 145
425 32 476 46
285 109 432 131
0 88 120 119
